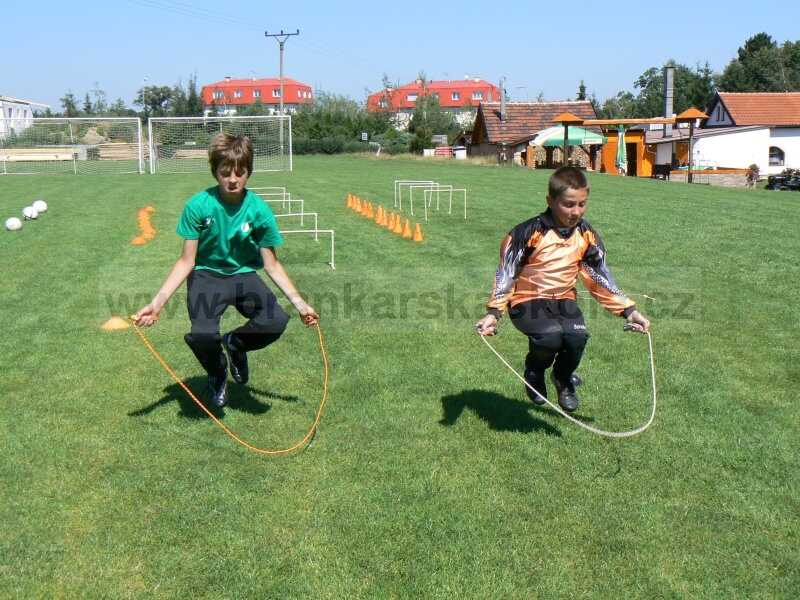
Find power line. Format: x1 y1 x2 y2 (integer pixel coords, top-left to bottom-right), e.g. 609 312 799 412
124 0 413 84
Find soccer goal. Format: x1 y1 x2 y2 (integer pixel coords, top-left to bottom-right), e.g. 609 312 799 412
0 117 143 175
148 116 292 174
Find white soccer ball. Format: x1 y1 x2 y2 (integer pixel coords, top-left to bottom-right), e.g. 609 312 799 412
22 206 39 220
5 217 22 231
32 200 48 213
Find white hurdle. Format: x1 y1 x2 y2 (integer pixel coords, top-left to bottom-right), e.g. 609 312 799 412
423 186 468 219
276 212 319 242
279 230 336 269
250 186 288 208
394 180 435 210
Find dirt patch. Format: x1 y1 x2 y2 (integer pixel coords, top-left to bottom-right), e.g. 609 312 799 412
82 127 106 145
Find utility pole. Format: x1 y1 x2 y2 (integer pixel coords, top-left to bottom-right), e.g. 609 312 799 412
264 30 299 116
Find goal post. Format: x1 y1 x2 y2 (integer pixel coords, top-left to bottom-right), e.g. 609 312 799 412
148 115 292 174
0 117 143 175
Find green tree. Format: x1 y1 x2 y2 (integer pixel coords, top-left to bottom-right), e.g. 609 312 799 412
576 80 587 101
82 92 93 116
60 90 80 117
91 82 107 114
408 93 457 136
135 85 172 116
716 32 796 92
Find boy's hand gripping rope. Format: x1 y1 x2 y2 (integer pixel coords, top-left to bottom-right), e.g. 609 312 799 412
478 327 657 438
130 318 329 454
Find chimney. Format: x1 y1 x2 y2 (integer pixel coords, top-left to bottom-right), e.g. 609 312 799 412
664 65 674 137
500 78 506 123
225 76 231 83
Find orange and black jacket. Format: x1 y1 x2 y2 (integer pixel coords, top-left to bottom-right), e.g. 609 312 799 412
486 209 636 319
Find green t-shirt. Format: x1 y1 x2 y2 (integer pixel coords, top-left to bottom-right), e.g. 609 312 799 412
177 187 283 275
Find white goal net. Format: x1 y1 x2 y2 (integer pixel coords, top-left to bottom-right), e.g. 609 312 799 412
0 117 143 175
148 116 292 174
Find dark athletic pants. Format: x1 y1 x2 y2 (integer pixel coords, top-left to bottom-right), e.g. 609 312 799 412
509 298 590 388
184 269 290 376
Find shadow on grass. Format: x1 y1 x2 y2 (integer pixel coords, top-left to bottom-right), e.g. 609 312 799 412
128 376 298 421
439 389 561 436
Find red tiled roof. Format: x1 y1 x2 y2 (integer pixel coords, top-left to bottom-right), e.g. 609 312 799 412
473 101 600 144
200 77 313 106
718 92 800 126
366 78 501 111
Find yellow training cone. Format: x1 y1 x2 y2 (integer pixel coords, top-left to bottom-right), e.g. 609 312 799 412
102 316 131 330
402 219 412 238
413 223 424 242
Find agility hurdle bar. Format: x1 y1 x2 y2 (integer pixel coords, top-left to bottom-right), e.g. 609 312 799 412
280 230 336 269
250 186 289 208
394 180 435 209
423 186 468 219
276 212 319 242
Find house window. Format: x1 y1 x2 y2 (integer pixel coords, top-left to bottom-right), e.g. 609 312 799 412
253 89 261 98
407 93 418 102
452 92 460 101
769 146 785 166
378 99 388 108
272 89 281 98
234 90 242 99
715 106 723 121
213 90 224 99
432 93 439 100
472 91 484 100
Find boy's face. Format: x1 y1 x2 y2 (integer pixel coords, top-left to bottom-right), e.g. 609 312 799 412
546 187 588 228
215 162 250 204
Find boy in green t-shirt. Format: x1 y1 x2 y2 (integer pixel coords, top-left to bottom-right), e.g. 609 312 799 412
136 133 319 408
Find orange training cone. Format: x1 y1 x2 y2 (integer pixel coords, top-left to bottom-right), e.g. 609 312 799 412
402 219 412 238
347 194 353 209
102 316 131 330
388 213 396 229
393 217 404 234
375 206 383 224
413 223 424 242
131 236 147 245
380 210 389 227
366 203 374 219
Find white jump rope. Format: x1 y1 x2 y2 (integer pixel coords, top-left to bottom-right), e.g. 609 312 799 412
477 293 657 438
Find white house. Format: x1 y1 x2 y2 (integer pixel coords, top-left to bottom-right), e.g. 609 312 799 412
646 92 800 174
0 95 50 138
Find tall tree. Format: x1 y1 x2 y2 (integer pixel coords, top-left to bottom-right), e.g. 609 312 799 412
408 93 457 136
60 90 80 117
717 32 788 92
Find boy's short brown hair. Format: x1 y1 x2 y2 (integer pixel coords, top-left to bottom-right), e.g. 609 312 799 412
208 132 254 176
548 166 589 199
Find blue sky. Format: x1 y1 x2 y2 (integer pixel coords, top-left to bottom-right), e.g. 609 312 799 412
3 0 799 112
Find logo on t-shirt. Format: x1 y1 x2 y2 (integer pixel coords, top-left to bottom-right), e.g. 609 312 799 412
199 217 212 230
241 222 252 233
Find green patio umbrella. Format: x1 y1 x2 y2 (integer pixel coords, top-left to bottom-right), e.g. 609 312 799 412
532 126 607 147
615 125 627 175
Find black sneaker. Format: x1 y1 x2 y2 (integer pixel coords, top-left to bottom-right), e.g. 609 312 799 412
207 374 228 408
223 332 249 385
550 373 579 412
524 369 547 405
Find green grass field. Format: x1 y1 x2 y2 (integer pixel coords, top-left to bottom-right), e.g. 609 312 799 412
1 155 798 599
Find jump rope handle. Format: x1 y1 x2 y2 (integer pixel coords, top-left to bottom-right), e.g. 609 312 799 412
623 323 636 332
